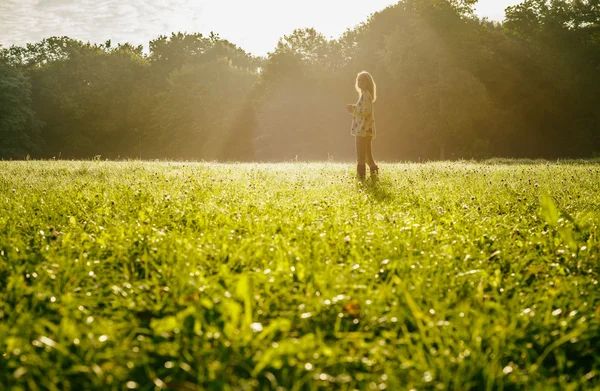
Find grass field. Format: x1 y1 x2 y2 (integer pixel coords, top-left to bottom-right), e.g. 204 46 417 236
1 161 599 390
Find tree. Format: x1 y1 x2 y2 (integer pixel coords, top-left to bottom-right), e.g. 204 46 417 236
150 58 258 160
23 41 150 158
504 0 600 157
256 28 354 161
0 61 41 158
1 0 599 161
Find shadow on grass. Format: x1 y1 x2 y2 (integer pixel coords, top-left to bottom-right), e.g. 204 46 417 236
361 176 395 203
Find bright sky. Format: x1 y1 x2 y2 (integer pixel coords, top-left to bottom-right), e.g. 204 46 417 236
0 0 521 56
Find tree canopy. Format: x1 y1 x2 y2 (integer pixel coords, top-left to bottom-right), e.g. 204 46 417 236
1 0 599 160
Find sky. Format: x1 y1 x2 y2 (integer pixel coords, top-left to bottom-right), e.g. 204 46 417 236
0 0 521 56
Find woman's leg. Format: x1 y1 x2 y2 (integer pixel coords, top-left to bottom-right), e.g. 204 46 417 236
365 136 378 174
355 136 367 180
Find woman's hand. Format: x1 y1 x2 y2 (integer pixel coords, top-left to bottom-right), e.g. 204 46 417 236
346 104 355 113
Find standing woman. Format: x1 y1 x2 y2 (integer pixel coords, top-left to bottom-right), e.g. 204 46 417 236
347 71 378 180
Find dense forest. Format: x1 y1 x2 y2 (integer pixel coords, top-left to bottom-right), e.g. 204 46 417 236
1 0 599 161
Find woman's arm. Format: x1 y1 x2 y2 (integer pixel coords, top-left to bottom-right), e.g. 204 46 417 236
355 93 372 118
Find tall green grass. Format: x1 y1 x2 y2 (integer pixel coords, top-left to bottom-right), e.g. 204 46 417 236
0 161 598 390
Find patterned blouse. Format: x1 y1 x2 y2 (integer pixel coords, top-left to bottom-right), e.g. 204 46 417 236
350 90 376 139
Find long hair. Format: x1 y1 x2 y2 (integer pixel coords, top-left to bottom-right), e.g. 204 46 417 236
355 71 377 102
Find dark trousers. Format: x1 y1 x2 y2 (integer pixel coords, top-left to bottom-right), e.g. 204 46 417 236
355 135 377 178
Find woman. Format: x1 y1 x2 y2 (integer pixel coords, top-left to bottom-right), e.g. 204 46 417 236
347 71 378 180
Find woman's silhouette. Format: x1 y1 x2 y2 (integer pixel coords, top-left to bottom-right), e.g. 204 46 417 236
347 71 378 180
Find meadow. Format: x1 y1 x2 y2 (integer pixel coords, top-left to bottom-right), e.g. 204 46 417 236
0 160 599 391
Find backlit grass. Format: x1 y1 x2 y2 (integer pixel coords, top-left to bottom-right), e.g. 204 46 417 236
0 161 599 390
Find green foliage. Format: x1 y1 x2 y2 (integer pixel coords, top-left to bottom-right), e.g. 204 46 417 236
0 0 599 160
0 33 262 161
0 161 599 390
151 58 258 160
256 0 600 161
0 36 83 68
0 62 40 158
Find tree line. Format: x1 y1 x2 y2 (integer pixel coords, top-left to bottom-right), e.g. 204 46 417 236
1 0 599 161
